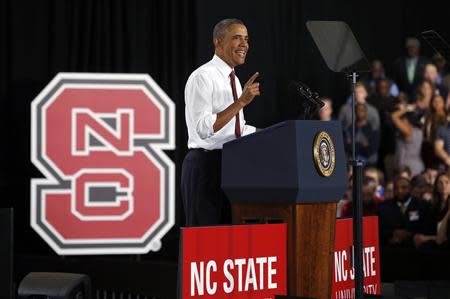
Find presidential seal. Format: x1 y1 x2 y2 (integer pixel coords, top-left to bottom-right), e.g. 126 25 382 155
313 131 335 177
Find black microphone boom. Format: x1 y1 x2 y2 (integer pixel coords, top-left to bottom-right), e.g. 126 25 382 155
289 80 325 120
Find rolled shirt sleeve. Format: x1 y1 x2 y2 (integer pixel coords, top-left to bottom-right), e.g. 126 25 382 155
185 71 217 140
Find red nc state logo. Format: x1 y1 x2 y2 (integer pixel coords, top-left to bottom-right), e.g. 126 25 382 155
31 73 175 255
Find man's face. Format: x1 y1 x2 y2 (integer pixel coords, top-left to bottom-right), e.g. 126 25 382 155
377 80 390 97
356 104 367 121
424 64 438 83
407 45 419 58
214 24 249 68
362 182 376 204
355 86 368 104
394 178 411 202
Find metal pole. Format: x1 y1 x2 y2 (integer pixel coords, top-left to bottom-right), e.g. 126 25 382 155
349 71 365 299
352 160 364 299
350 72 357 161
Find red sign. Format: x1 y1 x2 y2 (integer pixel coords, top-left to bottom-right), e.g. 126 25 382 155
31 73 175 255
332 216 381 298
181 224 287 299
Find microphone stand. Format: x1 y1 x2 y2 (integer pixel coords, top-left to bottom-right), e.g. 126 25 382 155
292 81 324 120
349 71 365 299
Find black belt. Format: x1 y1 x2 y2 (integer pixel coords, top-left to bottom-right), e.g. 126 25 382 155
189 148 222 153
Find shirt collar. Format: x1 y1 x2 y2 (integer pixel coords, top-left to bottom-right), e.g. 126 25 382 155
211 54 234 79
397 196 412 209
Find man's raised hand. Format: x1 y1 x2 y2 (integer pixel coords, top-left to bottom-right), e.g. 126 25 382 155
238 72 260 107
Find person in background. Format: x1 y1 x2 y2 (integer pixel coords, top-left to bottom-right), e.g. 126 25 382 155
384 180 394 201
391 96 425 176
422 95 448 169
432 172 450 221
436 201 450 247
364 166 385 199
423 167 438 187
364 59 399 97
393 165 412 180
393 37 428 98
422 63 449 101
413 80 435 122
368 79 399 175
318 97 334 121
410 174 431 200
339 82 380 133
344 103 380 165
340 176 382 217
433 172 450 247
377 176 435 248
432 53 448 86
434 114 450 170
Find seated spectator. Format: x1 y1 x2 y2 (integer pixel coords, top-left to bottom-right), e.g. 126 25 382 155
436 204 450 247
339 82 380 132
422 63 449 100
393 165 412 180
344 103 380 165
318 97 334 121
432 172 450 221
434 117 450 171
410 174 432 200
433 173 450 247
423 167 438 186
384 180 394 201
432 53 448 86
340 176 382 217
390 98 425 176
364 166 385 199
422 95 448 169
377 176 435 248
364 59 399 97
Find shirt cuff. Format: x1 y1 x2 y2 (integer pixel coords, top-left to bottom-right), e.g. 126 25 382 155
242 124 257 136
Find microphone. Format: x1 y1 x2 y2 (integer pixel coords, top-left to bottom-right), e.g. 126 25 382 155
289 81 325 108
294 81 325 108
289 80 324 120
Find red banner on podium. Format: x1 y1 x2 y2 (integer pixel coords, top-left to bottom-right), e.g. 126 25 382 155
332 216 381 298
180 224 287 299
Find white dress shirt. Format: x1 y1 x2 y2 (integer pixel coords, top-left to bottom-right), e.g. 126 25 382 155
184 55 256 150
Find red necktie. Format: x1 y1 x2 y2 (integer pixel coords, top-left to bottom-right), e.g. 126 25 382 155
229 70 241 138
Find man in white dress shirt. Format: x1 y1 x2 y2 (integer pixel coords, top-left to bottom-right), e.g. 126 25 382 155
181 18 260 226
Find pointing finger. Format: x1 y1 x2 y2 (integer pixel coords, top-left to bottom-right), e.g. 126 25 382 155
246 72 259 85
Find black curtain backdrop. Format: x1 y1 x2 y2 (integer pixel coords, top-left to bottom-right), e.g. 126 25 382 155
1 0 449 261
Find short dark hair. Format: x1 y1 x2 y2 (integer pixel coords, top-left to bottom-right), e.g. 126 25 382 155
213 18 244 40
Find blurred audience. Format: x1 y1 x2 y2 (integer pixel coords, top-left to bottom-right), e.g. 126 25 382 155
390 96 425 176
340 176 382 217
344 103 380 165
364 166 385 198
377 176 435 248
318 97 334 121
422 95 447 169
393 37 428 98
422 63 449 100
339 82 380 133
432 172 450 247
364 59 399 97
434 118 450 170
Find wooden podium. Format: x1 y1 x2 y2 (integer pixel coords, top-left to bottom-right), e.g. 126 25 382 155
222 120 347 299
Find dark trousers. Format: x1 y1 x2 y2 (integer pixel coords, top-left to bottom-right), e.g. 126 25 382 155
180 149 231 226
